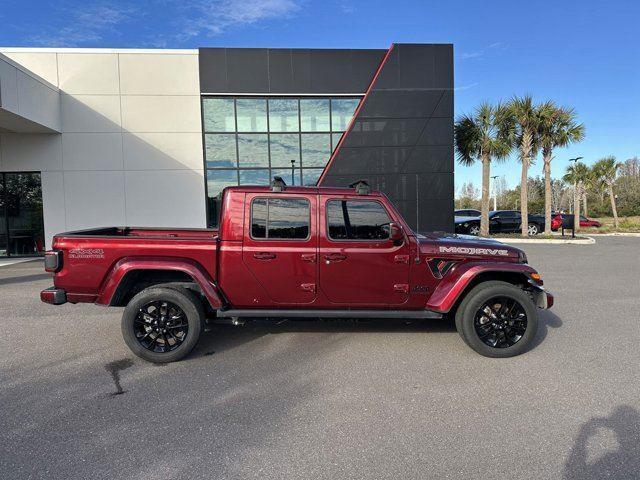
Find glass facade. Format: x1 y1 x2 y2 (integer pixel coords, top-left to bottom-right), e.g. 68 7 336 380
0 172 45 257
203 96 360 226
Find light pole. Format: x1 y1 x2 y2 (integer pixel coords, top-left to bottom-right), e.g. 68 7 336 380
569 157 583 235
490 175 498 211
290 159 296 186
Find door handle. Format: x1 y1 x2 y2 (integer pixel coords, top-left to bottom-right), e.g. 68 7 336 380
301 253 316 263
253 252 276 260
324 253 347 263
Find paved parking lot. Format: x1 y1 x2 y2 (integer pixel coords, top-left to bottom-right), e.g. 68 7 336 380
1 236 639 480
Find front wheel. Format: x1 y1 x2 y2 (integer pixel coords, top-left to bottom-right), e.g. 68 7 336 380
454 281 538 358
528 223 540 235
121 286 204 363
468 224 480 236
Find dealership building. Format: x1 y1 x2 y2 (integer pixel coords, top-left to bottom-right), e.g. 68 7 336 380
0 43 453 255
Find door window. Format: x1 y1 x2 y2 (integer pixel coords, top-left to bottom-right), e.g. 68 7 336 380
251 197 310 240
327 200 391 240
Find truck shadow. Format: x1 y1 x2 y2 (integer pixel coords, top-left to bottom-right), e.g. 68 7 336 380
196 311 563 358
195 317 456 357
563 405 640 479
528 309 563 351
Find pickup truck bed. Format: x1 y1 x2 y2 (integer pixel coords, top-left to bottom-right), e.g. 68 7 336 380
48 227 219 304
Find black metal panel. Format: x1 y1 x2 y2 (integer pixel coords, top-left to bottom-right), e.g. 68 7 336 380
321 43 454 233
199 48 384 94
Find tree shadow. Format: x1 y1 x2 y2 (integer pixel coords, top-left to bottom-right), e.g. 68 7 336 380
564 405 640 479
194 317 457 357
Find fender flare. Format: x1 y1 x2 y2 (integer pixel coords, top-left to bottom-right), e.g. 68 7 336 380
426 262 537 313
97 257 225 309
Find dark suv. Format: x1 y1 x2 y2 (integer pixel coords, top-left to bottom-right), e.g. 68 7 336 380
456 210 545 236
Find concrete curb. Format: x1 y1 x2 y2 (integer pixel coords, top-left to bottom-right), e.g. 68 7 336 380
587 232 640 237
494 236 596 245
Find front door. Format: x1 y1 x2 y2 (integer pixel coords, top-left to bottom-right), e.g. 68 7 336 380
318 197 411 306
242 193 317 305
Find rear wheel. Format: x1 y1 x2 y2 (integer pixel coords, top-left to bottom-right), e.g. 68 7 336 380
528 223 540 235
455 281 538 358
121 286 204 363
468 224 480 236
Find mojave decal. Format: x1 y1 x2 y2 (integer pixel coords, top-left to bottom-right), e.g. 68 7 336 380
439 246 510 256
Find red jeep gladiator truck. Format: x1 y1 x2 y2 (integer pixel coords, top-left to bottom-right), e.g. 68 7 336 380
41 179 553 363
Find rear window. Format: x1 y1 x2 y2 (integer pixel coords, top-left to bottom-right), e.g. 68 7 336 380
251 197 310 239
327 200 391 240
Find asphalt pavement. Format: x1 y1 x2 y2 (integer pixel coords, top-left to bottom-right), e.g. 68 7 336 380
1 236 639 480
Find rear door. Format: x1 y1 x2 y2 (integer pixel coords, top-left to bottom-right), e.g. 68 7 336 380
318 196 411 306
242 193 317 305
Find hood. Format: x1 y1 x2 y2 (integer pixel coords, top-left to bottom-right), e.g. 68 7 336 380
416 232 525 263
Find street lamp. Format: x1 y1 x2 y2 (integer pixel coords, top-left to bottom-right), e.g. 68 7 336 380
290 159 296 186
490 175 498 211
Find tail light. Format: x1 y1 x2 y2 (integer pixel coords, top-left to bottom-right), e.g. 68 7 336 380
44 250 62 273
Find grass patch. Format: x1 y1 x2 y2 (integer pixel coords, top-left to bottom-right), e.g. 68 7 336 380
585 216 640 233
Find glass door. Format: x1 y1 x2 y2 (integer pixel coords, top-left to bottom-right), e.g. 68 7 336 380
0 177 7 256
0 172 45 257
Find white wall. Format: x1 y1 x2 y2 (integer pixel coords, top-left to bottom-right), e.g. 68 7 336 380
0 49 205 248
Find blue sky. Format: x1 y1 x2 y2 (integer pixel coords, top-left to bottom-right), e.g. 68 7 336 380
1 0 638 192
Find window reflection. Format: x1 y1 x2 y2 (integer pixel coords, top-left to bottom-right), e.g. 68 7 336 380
300 99 330 132
239 169 270 185
270 134 300 167
269 99 299 132
206 169 238 228
331 98 359 131
327 200 391 240
251 198 310 239
236 98 267 132
238 134 269 167
271 168 301 186
301 134 331 167
203 98 235 132
205 134 237 168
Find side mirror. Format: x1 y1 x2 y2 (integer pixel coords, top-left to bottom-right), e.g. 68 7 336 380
389 222 404 244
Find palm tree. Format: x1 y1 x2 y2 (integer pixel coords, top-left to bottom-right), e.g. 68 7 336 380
593 156 621 228
502 95 543 236
538 104 585 234
454 102 511 236
563 162 590 232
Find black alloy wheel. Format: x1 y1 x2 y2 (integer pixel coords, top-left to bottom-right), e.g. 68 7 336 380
134 301 189 353
473 296 528 348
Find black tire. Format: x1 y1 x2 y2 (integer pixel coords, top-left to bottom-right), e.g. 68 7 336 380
121 286 204 363
454 281 538 358
468 224 480 236
528 223 540 236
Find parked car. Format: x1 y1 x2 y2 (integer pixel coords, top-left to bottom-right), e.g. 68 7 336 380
41 179 553 362
455 210 546 236
551 214 602 231
455 209 481 217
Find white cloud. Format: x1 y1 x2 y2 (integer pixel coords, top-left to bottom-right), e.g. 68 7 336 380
175 0 302 41
28 4 133 47
459 42 509 61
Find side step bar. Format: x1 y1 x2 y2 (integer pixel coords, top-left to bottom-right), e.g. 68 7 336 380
217 309 442 319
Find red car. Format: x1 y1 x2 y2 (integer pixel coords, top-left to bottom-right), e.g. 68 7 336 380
551 213 602 231
41 179 553 363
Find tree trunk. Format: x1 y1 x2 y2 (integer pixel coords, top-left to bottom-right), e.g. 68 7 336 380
574 183 581 233
480 154 491 236
609 183 619 228
582 192 588 216
543 152 553 235
520 130 531 237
